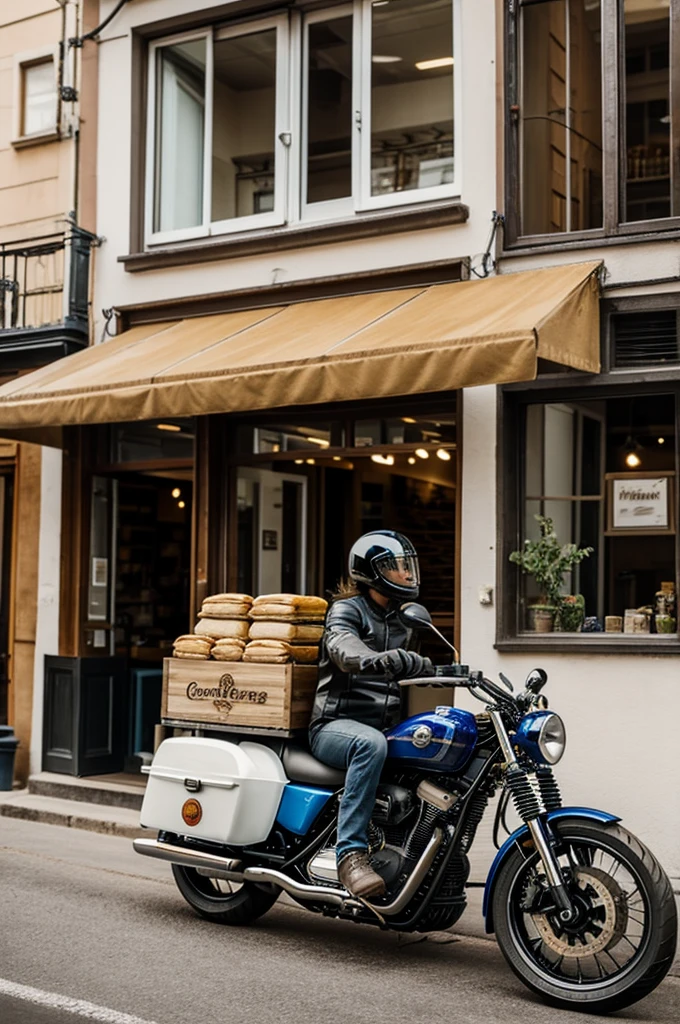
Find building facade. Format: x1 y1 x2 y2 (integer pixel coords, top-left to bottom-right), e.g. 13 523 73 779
0 0 677 893
0 0 98 780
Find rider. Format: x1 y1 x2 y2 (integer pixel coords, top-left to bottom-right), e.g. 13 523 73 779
309 531 434 899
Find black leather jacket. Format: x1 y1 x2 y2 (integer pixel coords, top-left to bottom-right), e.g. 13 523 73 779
309 593 420 738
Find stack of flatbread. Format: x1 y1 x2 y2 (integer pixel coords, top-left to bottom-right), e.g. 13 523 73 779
245 594 327 664
211 637 246 662
173 635 214 660
193 593 253 658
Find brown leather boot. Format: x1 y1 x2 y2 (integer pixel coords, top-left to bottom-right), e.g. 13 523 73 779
337 851 386 899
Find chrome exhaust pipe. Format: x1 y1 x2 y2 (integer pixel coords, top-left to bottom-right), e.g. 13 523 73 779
133 837 243 879
134 827 444 916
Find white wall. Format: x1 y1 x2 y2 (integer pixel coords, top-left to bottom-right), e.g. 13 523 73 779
29 446 62 775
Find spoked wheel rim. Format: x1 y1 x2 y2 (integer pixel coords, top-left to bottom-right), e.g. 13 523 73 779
507 834 650 991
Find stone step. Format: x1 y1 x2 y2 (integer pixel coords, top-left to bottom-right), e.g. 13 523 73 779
28 772 146 811
0 789 150 839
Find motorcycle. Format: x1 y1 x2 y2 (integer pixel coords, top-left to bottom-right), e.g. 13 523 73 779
134 603 677 1013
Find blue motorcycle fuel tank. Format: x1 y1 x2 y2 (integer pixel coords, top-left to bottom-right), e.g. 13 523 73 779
386 706 477 771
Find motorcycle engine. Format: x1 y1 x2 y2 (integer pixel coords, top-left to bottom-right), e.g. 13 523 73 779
307 782 454 891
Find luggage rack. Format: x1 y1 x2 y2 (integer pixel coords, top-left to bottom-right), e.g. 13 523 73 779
161 717 306 740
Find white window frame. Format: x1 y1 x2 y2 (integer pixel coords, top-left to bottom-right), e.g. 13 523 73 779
300 3 359 223
144 2 460 246
12 48 59 144
146 30 212 246
357 0 462 211
145 17 289 248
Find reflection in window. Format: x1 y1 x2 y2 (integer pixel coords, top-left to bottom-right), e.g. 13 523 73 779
212 29 277 221
22 59 57 136
518 395 677 633
114 420 195 462
624 0 671 222
306 16 353 204
370 0 454 196
520 0 603 235
154 39 206 232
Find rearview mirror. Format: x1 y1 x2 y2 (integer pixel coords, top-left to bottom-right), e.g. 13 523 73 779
525 668 548 694
399 602 433 629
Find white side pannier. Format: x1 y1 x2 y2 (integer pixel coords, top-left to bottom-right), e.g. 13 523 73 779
140 737 288 845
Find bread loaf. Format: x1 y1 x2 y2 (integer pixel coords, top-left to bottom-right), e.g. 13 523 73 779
211 638 246 662
249 604 326 622
243 639 292 664
198 603 251 619
251 593 327 613
173 651 211 660
173 634 214 656
194 618 250 640
248 621 324 642
203 593 254 605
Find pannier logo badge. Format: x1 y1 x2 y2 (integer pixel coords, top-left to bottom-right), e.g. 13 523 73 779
182 798 203 827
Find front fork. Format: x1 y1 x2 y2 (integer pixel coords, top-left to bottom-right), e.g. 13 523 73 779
489 709 576 922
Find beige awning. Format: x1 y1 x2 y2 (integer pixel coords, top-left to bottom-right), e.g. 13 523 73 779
0 261 601 441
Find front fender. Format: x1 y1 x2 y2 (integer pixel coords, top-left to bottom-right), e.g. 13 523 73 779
482 807 621 934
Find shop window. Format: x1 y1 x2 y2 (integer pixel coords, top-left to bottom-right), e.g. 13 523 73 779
145 1 459 245
505 391 678 642
19 57 57 138
612 309 680 369
230 399 458 635
506 0 680 242
113 420 195 462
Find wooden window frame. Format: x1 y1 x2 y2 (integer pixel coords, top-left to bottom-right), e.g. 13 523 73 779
504 0 680 248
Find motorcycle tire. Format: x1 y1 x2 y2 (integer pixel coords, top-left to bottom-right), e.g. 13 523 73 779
172 865 280 925
492 820 677 1013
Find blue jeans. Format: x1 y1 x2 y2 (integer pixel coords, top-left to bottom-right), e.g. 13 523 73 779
310 719 388 862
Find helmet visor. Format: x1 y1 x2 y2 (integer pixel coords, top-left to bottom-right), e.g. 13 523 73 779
373 552 420 591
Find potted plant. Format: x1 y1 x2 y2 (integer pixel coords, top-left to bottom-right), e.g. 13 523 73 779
509 515 593 632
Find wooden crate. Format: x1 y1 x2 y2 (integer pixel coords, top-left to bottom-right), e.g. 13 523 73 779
161 658 318 731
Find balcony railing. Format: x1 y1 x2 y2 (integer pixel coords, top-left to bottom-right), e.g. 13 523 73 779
0 227 93 337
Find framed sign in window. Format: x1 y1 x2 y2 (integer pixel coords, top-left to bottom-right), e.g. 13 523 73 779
605 471 676 536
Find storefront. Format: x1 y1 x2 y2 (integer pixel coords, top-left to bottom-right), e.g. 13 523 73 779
0 262 600 777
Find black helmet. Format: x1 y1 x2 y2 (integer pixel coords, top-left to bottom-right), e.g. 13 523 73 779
348 530 420 601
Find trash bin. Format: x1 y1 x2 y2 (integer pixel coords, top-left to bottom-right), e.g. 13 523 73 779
0 726 18 790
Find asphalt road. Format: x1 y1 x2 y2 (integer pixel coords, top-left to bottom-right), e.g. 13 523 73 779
0 816 678 1024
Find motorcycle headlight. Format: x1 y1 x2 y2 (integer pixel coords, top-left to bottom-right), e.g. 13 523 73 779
515 711 566 765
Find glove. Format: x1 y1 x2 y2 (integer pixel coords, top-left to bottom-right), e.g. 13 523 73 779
376 649 434 680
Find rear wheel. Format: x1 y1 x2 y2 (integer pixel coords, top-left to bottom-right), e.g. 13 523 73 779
172 865 279 925
492 821 677 1013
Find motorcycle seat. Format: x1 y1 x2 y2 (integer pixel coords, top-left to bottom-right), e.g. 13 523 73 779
282 744 346 788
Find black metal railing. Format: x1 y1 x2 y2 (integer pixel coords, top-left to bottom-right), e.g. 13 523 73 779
0 227 93 336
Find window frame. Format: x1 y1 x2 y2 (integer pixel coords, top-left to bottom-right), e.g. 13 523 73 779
143 1 461 247
145 16 290 248
12 48 59 145
504 0 680 248
497 370 680 652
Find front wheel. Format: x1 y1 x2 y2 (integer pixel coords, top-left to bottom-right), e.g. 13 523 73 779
492 820 677 1013
172 865 280 925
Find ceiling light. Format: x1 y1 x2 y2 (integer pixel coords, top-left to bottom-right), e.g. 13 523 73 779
306 458 315 465
332 456 341 461
436 448 452 461
171 487 181 498
372 55 402 64
157 423 181 432
622 435 643 468
415 57 454 71
306 436 330 448
178 500 186 509
294 459 304 465
415 448 429 459
402 417 416 424
408 456 417 465
371 454 395 466
658 437 665 445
